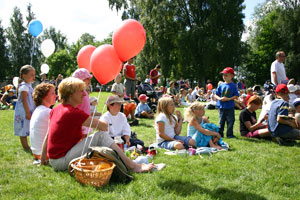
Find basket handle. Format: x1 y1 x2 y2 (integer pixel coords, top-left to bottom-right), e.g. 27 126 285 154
68 163 75 176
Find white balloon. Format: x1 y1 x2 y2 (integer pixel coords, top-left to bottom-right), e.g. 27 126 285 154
41 39 55 57
13 77 19 88
41 64 50 74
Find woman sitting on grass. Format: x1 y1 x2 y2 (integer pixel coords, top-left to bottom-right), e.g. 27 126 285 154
41 77 153 172
155 97 196 150
184 102 222 149
30 83 56 162
239 95 270 138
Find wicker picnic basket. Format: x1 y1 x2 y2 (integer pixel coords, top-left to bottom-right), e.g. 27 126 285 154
69 157 115 187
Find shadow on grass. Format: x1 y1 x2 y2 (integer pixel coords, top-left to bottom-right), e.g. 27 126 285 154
136 122 154 128
240 137 300 147
239 137 273 144
158 179 267 200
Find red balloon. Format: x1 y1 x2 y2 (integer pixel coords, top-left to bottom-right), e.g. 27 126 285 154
77 45 96 72
112 19 146 62
91 45 123 85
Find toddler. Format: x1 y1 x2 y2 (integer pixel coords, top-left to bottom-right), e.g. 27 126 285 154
215 67 239 138
135 94 154 118
184 102 222 149
14 65 36 151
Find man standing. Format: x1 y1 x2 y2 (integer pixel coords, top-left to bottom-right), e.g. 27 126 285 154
271 51 287 85
123 58 136 99
149 64 161 87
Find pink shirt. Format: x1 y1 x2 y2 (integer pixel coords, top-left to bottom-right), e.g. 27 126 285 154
77 90 91 134
77 91 90 115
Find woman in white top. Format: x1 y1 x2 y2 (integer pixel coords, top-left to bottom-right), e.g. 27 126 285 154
30 83 56 160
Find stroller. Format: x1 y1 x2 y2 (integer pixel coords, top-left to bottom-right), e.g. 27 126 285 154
137 83 160 112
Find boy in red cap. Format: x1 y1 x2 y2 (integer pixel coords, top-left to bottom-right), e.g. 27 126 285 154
215 67 239 138
268 84 300 144
134 94 154 118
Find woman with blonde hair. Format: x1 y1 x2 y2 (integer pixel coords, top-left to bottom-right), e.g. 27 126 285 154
184 102 222 149
155 97 195 150
41 77 153 172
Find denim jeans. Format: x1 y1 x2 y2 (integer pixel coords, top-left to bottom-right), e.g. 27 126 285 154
218 108 235 137
158 135 192 150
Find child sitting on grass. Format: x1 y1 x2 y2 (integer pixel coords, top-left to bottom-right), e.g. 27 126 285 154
184 102 222 149
100 95 144 147
180 89 190 106
134 94 154 119
187 88 195 103
155 97 196 150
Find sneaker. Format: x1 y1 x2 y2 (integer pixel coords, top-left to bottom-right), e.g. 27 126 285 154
131 132 137 139
129 119 139 126
33 159 41 165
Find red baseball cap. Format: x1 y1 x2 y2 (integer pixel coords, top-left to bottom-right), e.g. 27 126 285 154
139 94 149 101
275 84 289 94
221 67 234 75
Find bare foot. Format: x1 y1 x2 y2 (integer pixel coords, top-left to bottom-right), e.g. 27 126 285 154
131 162 154 173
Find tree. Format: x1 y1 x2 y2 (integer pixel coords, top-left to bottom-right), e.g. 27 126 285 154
41 26 68 51
0 20 11 81
108 0 245 86
46 49 76 78
6 7 28 77
246 0 300 83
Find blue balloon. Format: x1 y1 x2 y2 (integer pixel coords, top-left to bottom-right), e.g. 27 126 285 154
28 20 43 37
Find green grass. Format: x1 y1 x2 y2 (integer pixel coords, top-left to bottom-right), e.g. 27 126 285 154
1 91 300 200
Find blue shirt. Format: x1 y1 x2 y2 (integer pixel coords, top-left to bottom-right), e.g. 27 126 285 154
135 102 151 115
237 82 242 90
268 99 292 137
216 82 239 109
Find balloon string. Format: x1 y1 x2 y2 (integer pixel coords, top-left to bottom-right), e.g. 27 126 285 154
30 37 35 66
80 86 102 157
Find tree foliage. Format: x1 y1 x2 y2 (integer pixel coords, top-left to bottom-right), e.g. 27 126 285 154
246 0 300 84
108 0 245 85
0 20 10 81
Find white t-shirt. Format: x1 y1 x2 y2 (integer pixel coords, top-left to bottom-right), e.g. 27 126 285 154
111 83 124 95
187 94 194 102
289 94 298 107
100 112 131 138
271 60 287 85
155 113 177 144
191 89 198 100
30 105 50 155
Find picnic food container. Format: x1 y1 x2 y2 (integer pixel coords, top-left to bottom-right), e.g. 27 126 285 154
69 157 115 187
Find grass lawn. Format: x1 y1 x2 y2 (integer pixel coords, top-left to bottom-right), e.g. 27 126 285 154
1 91 300 200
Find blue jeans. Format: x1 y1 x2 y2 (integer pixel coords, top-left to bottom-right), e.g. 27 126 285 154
218 108 235 137
158 135 192 150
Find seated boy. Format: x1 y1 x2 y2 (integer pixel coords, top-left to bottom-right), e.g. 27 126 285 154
1 89 17 109
135 94 154 119
268 84 300 143
100 95 144 147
